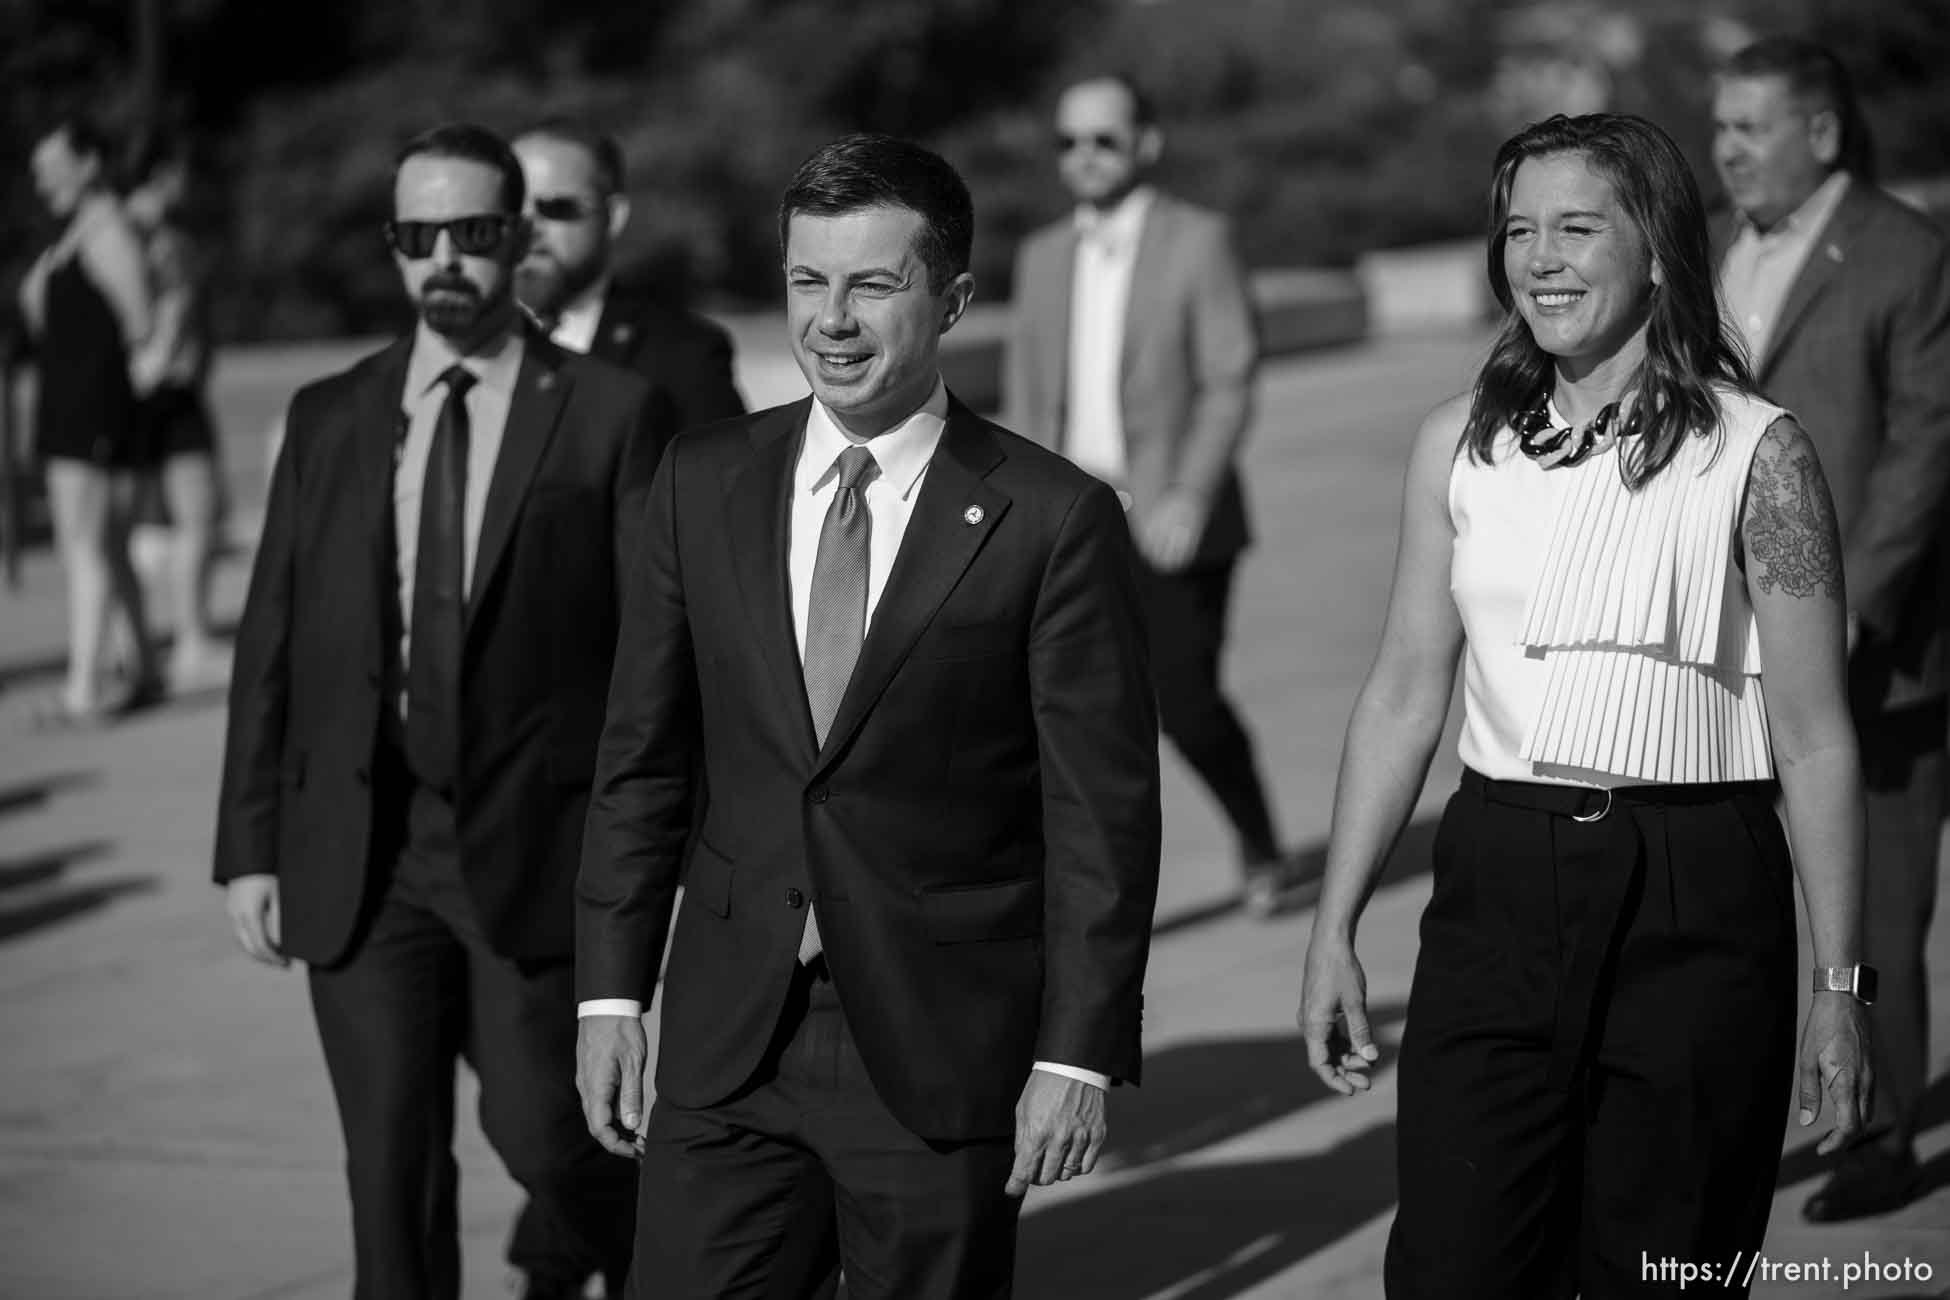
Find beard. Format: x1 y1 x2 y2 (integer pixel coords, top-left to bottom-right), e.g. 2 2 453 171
515 248 601 318
417 271 497 337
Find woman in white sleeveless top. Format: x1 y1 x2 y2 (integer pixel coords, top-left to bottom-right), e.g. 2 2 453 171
1296 115 1872 1298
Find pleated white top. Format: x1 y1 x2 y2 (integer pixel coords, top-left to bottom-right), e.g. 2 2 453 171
1450 388 1788 787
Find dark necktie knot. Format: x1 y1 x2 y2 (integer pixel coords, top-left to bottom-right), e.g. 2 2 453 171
440 364 478 401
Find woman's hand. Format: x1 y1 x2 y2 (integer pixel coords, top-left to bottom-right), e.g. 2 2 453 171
1299 932 1381 1095
1798 991 1874 1156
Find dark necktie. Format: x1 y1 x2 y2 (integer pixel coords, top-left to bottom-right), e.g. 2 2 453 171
405 365 475 793
798 442 880 962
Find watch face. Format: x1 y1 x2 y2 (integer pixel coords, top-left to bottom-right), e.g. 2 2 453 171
1857 965 1879 1004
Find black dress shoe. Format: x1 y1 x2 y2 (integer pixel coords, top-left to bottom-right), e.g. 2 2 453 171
1801 1145 1922 1223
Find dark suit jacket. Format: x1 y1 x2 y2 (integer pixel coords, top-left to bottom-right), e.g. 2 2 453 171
214 330 668 967
589 286 745 434
1004 191 1259 568
577 395 1163 1142
1715 182 1950 709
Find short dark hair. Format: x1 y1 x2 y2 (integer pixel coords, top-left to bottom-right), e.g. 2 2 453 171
1720 36 1874 182
516 117 625 195
778 134 972 295
1465 113 1755 490
394 122 525 212
1063 73 1158 130
40 113 114 165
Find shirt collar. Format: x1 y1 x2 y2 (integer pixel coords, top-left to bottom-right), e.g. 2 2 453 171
1737 171 1852 241
1073 185 1155 254
549 274 611 349
798 378 949 502
406 318 526 399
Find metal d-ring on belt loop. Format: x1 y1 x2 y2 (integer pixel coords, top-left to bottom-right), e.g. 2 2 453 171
1571 787 1614 823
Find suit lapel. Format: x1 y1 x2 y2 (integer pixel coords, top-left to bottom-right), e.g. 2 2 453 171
1120 194 1175 389
354 338 414 591
1759 186 1865 379
725 399 820 756
1035 225 1079 442
469 337 569 629
812 400 1011 777
591 293 637 366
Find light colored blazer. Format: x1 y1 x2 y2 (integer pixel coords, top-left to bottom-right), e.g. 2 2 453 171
1003 191 1259 565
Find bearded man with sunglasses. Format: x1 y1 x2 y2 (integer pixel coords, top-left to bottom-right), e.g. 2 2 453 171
215 123 667 1300
513 119 745 434
1004 75 1310 916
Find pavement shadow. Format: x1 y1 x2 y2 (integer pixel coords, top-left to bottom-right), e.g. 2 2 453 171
1776 1070 1950 1194
0 769 99 818
1103 1009 1409 1175
1017 1123 1398 1299
0 840 153 943
1151 817 1440 940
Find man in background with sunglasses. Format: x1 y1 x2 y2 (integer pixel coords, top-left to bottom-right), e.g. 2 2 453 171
513 119 745 434
216 122 665 1300
1004 75 1311 917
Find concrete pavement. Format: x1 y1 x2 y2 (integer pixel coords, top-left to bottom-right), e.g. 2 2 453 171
2 330 1946 1298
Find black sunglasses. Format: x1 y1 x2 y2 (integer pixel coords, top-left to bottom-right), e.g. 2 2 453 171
1055 131 1129 154
530 195 602 223
384 214 517 259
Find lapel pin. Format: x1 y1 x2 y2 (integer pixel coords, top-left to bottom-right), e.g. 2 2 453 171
612 324 634 345
1826 243 1843 263
963 505 984 526
537 369 558 392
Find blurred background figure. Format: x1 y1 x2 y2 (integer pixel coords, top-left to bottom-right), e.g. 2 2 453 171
126 138 232 694
17 114 162 723
1712 35 1950 1224
512 118 745 432
1005 75 1309 917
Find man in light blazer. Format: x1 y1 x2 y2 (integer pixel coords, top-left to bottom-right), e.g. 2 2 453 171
215 124 662 1300
1713 37 1950 1222
1004 74 1305 915
576 133 1162 1298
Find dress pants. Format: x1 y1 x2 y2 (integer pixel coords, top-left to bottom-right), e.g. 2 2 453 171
633 960 1022 1300
1855 699 1945 1154
1386 770 1797 1300
307 777 636 1300
1135 557 1280 864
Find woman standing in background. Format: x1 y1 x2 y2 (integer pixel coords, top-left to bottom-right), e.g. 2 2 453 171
18 116 162 722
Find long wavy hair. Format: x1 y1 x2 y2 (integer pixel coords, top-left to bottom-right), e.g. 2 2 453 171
1462 114 1756 489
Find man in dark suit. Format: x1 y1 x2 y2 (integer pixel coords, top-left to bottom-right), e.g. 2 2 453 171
216 123 661 1300
1714 37 1950 1221
576 134 1162 1298
1004 75 1307 917
512 118 745 432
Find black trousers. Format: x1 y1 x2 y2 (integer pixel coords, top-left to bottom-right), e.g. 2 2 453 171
1136 557 1280 865
1856 700 1945 1153
632 961 1022 1299
1386 771 1797 1300
308 781 636 1300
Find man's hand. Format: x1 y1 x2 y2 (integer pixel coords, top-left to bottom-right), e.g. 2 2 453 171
1798 991 1875 1156
1298 933 1380 1095
225 874 287 967
1136 491 1206 572
577 1014 651 1158
1006 1071 1106 1197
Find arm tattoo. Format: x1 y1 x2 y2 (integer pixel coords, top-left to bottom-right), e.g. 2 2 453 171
1743 419 1843 601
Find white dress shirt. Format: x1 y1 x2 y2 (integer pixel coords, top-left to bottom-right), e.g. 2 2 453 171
1063 186 1154 484
1719 172 1851 363
392 322 524 715
543 275 610 354
579 378 1108 1091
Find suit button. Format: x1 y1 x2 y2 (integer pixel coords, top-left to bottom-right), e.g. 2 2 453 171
807 786 829 804
785 888 805 909
365 668 381 688
355 767 371 786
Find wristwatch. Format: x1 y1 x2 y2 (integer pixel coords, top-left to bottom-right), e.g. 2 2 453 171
1812 964 1878 1004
